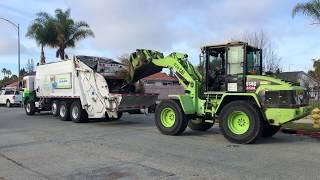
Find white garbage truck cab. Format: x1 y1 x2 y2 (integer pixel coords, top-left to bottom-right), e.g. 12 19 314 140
22 56 158 123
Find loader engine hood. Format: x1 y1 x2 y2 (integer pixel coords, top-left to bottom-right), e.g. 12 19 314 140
246 75 308 108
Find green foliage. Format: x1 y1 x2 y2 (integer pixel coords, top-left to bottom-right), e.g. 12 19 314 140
308 59 320 81
53 9 94 59
1 68 12 78
118 55 134 83
292 0 320 24
26 8 94 62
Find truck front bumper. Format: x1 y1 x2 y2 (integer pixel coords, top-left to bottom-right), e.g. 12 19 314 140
264 106 310 126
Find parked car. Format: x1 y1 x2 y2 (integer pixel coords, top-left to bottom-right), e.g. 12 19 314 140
0 88 22 107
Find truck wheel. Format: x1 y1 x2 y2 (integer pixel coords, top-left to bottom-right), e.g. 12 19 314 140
261 122 281 137
6 100 11 108
155 100 188 136
59 101 70 121
188 118 213 131
70 101 88 123
25 100 35 115
51 100 59 116
219 100 263 144
111 112 123 121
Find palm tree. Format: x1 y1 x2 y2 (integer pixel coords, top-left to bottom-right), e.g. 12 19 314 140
1 68 7 78
292 0 320 24
53 9 94 60
6 70 11 78
26 12 57 64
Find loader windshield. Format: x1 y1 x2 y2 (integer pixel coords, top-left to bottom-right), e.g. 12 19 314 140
246 47 262 75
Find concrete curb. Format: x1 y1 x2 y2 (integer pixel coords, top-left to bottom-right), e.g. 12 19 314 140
281 128 320 138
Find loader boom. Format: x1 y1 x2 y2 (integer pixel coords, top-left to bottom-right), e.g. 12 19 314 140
130 49 204 114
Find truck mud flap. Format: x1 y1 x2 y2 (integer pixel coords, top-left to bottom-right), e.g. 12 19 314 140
118 94 158 110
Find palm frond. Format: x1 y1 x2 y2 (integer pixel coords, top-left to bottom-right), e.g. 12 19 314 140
292 0 320 23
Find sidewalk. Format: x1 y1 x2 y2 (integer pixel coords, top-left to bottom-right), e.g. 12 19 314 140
294 116 313 124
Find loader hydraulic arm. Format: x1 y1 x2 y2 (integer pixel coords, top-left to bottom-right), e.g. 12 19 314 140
130 49 202 101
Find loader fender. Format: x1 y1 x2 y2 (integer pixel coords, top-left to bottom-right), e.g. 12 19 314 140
168 94 195 114
215 93 261 115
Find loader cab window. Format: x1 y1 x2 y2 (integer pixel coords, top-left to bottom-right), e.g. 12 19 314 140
246 47 262 75
205 48 226 91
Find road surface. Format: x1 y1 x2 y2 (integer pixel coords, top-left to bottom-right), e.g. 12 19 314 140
0 107 319 180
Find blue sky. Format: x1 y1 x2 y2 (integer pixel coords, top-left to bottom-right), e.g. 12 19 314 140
0 0 319 78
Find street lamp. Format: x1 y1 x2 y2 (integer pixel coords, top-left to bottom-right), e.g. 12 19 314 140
0 17 20 89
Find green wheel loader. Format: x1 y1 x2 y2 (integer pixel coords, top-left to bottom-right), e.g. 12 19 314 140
130 41 309 144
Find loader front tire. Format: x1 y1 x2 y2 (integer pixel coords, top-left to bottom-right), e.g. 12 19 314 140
155 100 188 136
219 100 263 144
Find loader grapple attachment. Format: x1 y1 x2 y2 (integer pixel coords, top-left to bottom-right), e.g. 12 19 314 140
130 49 164 82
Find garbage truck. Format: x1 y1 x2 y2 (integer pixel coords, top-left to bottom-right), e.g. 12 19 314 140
22 55 157 123
129 41 310 144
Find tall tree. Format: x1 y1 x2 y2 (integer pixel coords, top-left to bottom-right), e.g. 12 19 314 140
308 59 320 81
6 70 11 78
292 0 320 24
1 68 7 79
26 12 57 64
240 31 281 73
26 59 35 73
53 9 94 60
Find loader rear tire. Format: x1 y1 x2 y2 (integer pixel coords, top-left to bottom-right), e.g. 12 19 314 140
59 101 70 121
188 118 213 131
155 100 188 136
70 101 88 123
219 100 263 144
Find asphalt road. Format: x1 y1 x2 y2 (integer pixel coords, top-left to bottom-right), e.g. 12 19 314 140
0 107 319 180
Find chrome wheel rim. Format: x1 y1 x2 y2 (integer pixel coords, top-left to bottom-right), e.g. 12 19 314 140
52 103 57 114
26 103 31 112
72 106 79 119
60 105 66 117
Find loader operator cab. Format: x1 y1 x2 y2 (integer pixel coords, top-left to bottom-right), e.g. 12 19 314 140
201 41 262 92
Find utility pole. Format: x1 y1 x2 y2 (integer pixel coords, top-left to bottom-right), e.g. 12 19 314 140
0 17 20 89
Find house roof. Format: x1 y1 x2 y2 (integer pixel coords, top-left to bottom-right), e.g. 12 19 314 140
6 81 19 88
278 71 318 84
142 72 178 82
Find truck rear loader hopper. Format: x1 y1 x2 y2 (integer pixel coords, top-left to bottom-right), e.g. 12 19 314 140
22 56 158 123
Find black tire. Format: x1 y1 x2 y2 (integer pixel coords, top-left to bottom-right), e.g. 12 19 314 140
70 101 88 123
219 100 263 144
25 100 35 115
261 122 281 137
59 101 70 121
111 112 123 120
6 100 11 108
155 100 188 136
188 118 213 131
51 100 59 116
106 112 123 121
